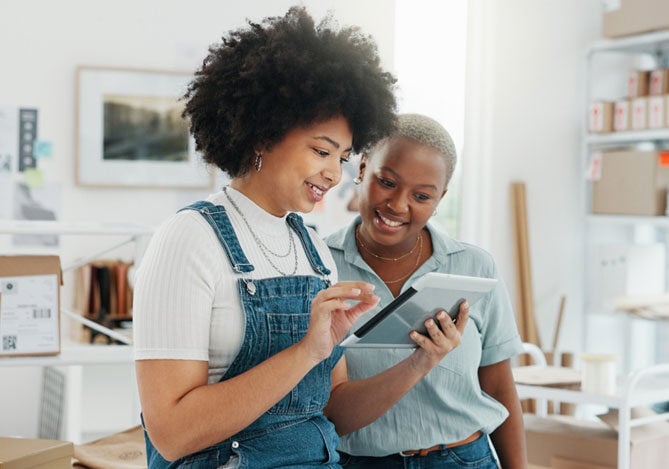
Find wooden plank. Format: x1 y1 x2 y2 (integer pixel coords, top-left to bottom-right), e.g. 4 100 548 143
511 182 541 347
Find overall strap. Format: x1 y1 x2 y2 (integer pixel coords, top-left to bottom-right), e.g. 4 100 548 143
179 201 254 273
287 213 331 280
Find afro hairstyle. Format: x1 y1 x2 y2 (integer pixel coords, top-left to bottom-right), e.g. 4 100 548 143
182 6 397 177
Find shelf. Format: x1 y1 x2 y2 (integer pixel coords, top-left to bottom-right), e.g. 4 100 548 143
0 220 154 236
586 129 669 146
0 343 133 367
587 214 669 227
0 220 154 273
588 29 669 55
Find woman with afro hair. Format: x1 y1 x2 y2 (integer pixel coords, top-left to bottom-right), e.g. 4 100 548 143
133 6 465 469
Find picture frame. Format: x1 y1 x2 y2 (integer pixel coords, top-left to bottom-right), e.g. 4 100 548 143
76 66 214 189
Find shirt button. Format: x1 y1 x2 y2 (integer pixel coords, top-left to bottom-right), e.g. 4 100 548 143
232 441 239 449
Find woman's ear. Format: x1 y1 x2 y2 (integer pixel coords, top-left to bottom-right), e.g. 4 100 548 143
358 154 368 180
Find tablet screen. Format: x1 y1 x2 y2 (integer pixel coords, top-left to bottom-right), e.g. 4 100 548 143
341 272 497 348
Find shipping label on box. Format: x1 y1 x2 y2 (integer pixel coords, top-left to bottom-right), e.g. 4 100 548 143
631 97 648 130
613 100 631 131
0 256 61 357
647 95 667 129
0 275 58 355
589 101 614 133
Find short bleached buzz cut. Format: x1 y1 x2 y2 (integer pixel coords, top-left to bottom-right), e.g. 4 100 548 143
368 113 457 185
395 113 457 183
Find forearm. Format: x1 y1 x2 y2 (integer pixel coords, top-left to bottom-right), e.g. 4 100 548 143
489 390 527 469
324 356 427 435
141 341 320 460
478 359 527 468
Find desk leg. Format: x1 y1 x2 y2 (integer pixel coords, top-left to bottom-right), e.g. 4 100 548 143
617 404 631 469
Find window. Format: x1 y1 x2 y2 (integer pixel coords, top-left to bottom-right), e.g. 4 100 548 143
395 0 468 237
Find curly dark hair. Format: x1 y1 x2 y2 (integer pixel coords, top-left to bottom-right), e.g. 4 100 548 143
182 6 397 177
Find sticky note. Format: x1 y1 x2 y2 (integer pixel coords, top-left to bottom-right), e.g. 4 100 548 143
33 140 53 159
23 168 45 188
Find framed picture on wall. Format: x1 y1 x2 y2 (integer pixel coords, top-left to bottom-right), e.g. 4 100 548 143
76 66 214 189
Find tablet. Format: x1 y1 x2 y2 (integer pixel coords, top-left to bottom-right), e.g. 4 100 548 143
340 272 497 348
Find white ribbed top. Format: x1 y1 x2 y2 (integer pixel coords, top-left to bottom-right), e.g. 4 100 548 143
132 188 337 383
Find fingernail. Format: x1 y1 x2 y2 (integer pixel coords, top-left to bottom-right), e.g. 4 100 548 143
351 288 361 295
437 311 446 319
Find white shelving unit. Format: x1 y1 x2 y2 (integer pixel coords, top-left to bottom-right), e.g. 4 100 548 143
529 29 669 469
583 30 669 371
517 363 669 469
0 220 153 443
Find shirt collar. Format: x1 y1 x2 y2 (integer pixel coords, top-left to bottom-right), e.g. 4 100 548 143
329 215 466 268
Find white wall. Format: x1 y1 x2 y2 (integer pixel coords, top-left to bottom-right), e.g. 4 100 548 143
0 0 396 440
0 0 613 442
463 0 602 354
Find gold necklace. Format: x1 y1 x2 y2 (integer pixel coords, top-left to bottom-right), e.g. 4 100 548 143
355 227 424 285
355 226 420 261
380 233 423 285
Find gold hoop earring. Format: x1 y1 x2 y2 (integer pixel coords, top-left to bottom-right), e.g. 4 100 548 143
254 152 263 172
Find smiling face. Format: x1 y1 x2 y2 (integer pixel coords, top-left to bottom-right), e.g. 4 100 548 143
357 136 449 256
232 116 353 216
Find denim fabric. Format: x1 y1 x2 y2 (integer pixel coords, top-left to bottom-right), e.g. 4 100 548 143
144 201 342 468
338 433 498 468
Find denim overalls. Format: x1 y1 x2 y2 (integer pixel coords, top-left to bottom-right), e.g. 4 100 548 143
143 201 344 468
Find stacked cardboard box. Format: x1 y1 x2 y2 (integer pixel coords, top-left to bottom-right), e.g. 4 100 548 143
591 150 669 216
525 411 669 468
0 256 62 357
0 437 73 469
603 0 669 38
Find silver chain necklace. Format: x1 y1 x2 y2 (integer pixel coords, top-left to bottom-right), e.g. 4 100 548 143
223 186 298 276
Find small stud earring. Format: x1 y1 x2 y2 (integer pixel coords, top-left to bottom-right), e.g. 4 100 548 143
254 152 263 172
353 176 362 185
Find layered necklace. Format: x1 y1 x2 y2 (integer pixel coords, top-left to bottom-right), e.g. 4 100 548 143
355 225 423 285
223 186 298 276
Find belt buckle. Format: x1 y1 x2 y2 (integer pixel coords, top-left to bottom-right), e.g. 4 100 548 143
398 450 415 457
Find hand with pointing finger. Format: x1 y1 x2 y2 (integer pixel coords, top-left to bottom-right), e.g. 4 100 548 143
302 281 379 363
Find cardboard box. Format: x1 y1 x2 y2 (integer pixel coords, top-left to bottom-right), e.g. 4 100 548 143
631 96 648 130
0 437 73 469
589 101 614 133
0 256 62 357
648 95 669 129
591 150 669 216
525 413 669 468
650 69 669 95
627 70 649 98
603 0 669 38
551 456 613 469
613 99 631 131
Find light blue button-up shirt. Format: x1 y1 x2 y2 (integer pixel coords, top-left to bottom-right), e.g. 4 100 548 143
325 217 524 456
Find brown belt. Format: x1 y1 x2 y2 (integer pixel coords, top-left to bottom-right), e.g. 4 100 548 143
398 431 482 457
